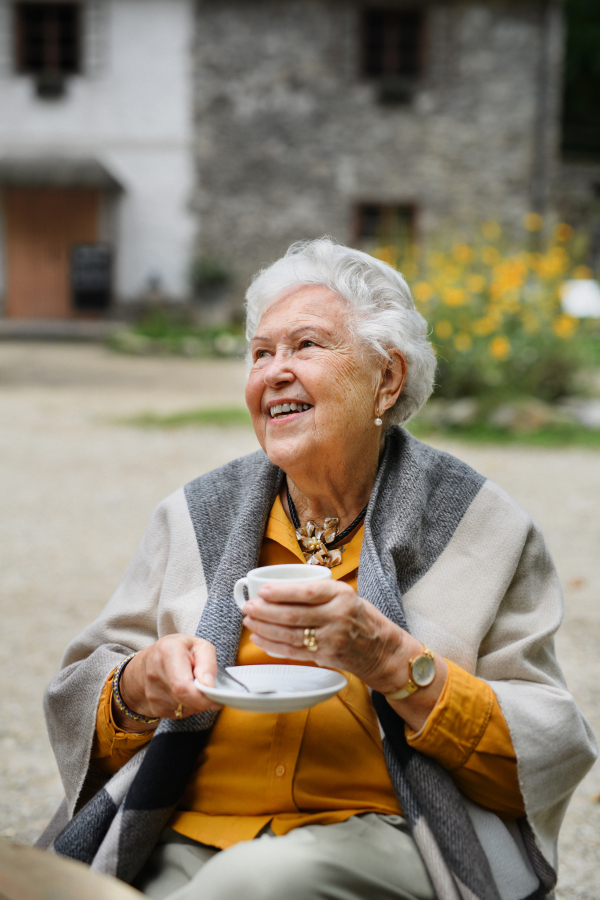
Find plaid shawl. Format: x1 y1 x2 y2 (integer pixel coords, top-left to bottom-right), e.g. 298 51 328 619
49 428 573 898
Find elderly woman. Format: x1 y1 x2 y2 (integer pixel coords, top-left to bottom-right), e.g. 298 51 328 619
43 238 595 900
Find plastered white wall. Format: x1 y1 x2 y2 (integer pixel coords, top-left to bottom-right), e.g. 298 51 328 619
0 0 195 302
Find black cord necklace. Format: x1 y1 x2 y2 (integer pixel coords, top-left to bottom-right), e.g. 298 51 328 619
286 485 368 548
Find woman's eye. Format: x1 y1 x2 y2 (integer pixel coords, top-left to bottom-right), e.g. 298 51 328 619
255 349 271 359
300 340 315 349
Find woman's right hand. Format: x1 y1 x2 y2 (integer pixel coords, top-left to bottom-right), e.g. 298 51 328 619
114 634 223 733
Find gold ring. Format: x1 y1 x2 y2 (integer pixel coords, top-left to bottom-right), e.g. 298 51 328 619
175 703 184 718
303 627 318 652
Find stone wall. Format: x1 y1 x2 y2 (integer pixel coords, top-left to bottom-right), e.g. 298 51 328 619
192 0 563 304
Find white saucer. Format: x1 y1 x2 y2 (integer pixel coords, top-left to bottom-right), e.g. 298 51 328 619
195 664 348 713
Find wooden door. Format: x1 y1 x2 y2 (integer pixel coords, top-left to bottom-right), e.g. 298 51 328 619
3 188 99 318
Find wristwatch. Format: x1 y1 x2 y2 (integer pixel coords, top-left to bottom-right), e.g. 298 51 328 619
384 643 435 700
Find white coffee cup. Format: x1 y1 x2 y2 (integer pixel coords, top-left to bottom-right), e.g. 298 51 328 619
233 564 332 612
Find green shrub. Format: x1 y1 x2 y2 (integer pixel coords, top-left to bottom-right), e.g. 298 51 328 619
108 308 246 357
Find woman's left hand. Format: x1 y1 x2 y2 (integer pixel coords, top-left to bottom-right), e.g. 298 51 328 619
243 580 425 693
243 580 447 730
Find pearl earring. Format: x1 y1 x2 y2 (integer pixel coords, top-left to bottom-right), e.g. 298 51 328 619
374 413 383 426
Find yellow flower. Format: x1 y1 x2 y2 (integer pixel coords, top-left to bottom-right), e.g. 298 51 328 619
435 320 453 339
538 247 569 279
373 247 397 266
413 281 434 302
453 243 473 264
467 274 486 293
493 259 527 292
481 246 500 265
443 287 467 307
482 221 501 241
473 316 496 336
573 265 593 280
552 315 577 339
454 333 472 352
489 335 511 360
554 223 573 243
524 212 543 232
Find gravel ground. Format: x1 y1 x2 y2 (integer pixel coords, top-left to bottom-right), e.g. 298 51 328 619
0 342 599 898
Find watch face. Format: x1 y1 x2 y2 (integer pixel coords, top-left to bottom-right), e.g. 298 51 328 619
412 654 435 687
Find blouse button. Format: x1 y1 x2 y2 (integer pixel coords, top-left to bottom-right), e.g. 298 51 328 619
275 765 286 777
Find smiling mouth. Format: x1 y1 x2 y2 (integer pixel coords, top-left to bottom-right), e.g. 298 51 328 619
269 402 312 419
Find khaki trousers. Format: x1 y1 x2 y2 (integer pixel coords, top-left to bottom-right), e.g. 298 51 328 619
133 814 435 900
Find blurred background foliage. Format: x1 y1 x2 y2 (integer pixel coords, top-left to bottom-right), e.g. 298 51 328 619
109 307 246 358
371 217 600 444
373 220 598 403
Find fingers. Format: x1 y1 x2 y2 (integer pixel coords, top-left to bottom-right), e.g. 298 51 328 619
246 581 354 622
249 632 318 662
244 601 332 630
244 617 307 648
242 583 359 663
256 580 343 607
192 639 218 689
144 635 222 718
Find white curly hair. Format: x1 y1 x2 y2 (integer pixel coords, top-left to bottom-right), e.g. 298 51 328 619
245 237 436 426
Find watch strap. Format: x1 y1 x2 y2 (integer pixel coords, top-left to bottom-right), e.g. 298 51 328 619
384 678 420 701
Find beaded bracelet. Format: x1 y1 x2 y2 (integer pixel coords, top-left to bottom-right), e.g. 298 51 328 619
112 653 160 725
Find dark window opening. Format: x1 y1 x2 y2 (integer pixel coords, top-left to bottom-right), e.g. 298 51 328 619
15 2 80 96
362 10 423 78
561 0 600 160
71 244 112 312
361 9 424 103
355 203 416 249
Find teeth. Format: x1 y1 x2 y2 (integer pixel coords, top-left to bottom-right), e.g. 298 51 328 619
269 403 311 417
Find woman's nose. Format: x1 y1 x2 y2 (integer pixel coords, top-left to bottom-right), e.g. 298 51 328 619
262 353 295 388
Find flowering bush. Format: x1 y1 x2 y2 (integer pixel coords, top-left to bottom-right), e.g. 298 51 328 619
373 219 597 404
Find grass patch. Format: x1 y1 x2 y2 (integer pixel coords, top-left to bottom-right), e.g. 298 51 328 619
408 419 600 448
117 405 600 445
120 407 252 428
108 309 247 358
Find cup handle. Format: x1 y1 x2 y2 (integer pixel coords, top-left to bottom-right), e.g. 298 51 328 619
233 577 249 611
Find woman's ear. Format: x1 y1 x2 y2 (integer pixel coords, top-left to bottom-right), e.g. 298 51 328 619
377 350 407 416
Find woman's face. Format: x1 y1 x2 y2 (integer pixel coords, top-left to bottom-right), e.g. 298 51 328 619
246 285 381 475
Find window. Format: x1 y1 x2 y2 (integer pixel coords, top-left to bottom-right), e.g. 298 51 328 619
361 8 424 102
561 0 600 159
15 2 80 96
71 244 112 312
355 203 416 248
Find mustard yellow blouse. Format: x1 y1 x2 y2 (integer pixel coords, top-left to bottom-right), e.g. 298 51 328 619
92 496 524 850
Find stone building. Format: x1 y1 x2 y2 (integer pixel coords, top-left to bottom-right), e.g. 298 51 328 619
194 0 565 296
0 0 597 320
